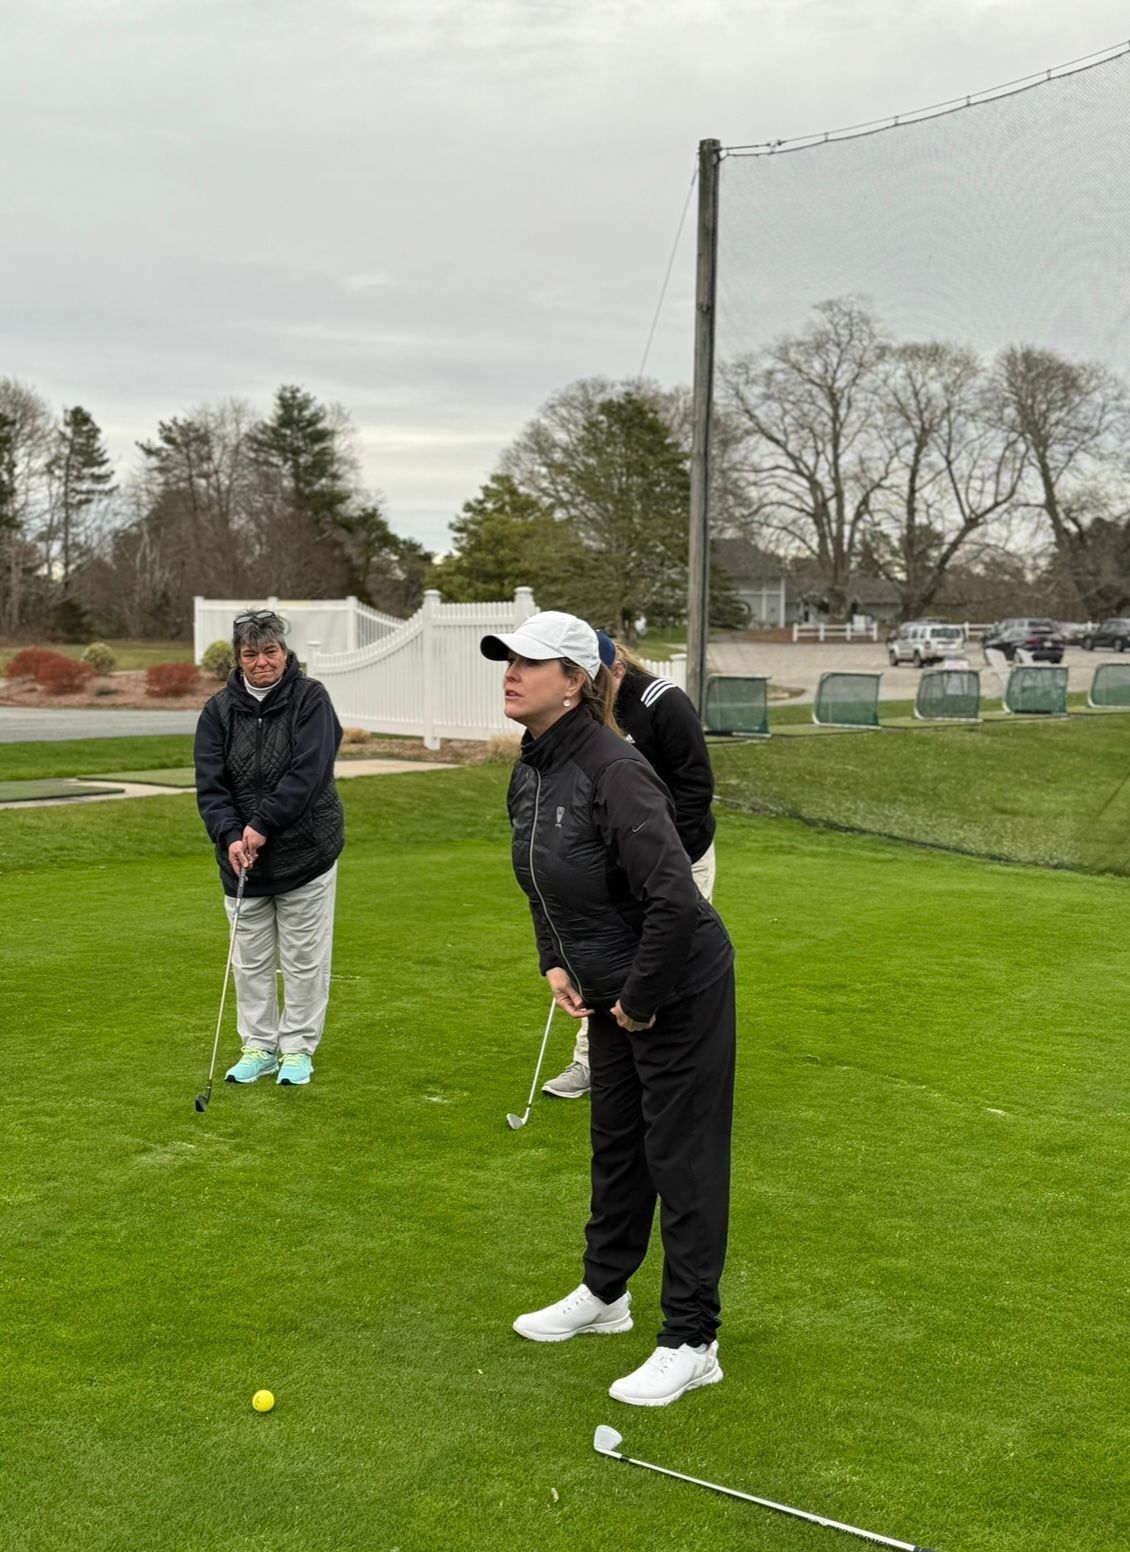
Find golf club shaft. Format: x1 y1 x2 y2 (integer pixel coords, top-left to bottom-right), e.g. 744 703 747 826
611 1452 930 1552
518 997 556 1118
202 870 247 1093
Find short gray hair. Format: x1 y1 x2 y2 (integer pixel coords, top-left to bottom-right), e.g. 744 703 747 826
232 608 289 655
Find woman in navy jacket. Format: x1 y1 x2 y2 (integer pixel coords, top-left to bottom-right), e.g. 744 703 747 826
481 610 737 1409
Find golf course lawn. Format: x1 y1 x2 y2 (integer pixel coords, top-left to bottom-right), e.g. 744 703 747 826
1 755 1127 1551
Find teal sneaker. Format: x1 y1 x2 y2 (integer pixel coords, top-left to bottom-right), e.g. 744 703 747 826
277 1052 314 1087
225 1047 279 1084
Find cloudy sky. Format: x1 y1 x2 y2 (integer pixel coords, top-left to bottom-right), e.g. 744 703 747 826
2 0 1126 553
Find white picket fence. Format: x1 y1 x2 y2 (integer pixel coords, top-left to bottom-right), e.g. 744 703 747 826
193 595 402 665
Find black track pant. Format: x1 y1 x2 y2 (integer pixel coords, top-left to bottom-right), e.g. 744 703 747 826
582 967 736 1349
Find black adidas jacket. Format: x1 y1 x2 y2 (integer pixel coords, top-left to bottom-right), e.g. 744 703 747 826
507 707 732 1022
616 666 716 863
194 654 344 897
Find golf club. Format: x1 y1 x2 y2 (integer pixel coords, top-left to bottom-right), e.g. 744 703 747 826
592 1427 938 1552
194 868 248 1113
505 998 556 1129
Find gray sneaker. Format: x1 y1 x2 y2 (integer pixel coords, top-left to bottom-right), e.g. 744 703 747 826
542 1061 591 1099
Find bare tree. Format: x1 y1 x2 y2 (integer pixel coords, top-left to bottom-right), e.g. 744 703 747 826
720 298 894 616
0 379 54 633
990 345 1130 616
865 342 1026 619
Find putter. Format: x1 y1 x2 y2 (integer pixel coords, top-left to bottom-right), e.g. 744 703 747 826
505 998 556 1129
194 868 248 1113
593 1427 938 1552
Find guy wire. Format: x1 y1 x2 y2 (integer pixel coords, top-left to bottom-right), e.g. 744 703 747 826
638 165 698 381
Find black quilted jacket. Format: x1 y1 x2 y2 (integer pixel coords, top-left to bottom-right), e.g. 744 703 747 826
194 654 344 897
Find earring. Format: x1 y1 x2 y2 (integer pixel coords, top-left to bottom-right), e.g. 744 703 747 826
563 698 572 707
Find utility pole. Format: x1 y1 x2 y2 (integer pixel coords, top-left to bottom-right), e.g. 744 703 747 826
687 138 720 713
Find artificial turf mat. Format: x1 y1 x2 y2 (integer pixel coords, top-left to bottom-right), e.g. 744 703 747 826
0 778 124 802
2 761 1127 1550
79 766 198 787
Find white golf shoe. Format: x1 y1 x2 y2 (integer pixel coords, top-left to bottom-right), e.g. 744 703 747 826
513 1283 633 1343
609 1340 723 1407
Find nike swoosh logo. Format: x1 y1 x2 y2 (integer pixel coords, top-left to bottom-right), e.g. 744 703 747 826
631 822 648 833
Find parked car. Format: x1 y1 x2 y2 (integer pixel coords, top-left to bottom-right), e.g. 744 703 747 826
1081 618 1130 652
1056 622 1092 646
982 618 1065 663
887 622 967 667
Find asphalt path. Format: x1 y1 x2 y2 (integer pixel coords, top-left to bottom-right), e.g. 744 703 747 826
0 709 201 743
705 641 1123 702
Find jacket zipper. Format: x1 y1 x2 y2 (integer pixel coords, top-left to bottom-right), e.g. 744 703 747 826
528 769 586 1002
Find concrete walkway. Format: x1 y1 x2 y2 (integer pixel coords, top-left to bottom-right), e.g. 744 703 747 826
0 757 458 811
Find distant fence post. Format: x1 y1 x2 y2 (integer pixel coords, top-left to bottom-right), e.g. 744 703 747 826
193 596 204 664
422 590 440 751
514 584 536 622
346 597 358 653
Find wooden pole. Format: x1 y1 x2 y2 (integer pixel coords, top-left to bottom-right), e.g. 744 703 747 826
687 138 720 714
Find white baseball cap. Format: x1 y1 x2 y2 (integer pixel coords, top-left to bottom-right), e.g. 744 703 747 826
480 611 601 681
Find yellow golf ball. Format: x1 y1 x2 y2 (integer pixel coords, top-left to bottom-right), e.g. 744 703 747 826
251 1389 275 1413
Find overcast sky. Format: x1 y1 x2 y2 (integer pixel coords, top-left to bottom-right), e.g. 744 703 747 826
2 1 1126 553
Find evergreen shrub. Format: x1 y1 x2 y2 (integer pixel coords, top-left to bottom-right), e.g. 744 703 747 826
81 642 117 675
201 640 233 680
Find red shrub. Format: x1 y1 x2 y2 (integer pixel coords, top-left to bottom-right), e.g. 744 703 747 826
5 646 62 680
145 662 200 698
36 656 96 695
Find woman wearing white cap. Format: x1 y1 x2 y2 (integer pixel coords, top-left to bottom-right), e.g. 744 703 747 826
480 610 737 1408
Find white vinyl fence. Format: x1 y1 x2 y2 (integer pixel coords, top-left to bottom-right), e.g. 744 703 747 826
194 595 402 665
308 588 686 748
311 589 539 748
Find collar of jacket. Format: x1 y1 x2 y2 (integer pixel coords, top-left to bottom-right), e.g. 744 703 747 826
519 704 597 771
223 651 301 712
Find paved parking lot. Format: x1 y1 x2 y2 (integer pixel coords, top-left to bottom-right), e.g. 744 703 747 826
704 641 1123 703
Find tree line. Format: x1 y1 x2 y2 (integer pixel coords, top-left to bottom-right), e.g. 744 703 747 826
718 297 1130 621
5 301 1126 643
0 383 429 640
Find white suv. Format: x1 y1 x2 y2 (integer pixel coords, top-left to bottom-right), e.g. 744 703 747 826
887 622 966 667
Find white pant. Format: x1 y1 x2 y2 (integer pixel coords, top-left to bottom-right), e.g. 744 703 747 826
225 863 338 1056
572 843 716 1067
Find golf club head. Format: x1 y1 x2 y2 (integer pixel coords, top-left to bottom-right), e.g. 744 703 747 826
593 1425 623 1457
194 1093 209 1113
505 1112 526 1130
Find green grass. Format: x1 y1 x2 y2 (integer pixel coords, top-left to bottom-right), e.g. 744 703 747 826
0 639 194 672
1 763 1128 1549
0 736 197 783
713 712 1130 874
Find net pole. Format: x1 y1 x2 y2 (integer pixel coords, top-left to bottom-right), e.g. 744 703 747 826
687 137 721 713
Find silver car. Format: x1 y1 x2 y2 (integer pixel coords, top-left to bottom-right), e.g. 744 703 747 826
887 622 967 667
